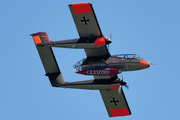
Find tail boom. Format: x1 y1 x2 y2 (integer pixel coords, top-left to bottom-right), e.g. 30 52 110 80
31 33 66 87
31 32 108 49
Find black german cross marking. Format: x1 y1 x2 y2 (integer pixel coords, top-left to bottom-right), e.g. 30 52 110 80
81 17 89 25
110 98 119 105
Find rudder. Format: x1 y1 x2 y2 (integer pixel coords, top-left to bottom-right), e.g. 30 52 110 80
31 32 51 45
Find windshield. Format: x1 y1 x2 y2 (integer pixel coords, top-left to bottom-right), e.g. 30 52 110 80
115 54 142 59
73 58 85 72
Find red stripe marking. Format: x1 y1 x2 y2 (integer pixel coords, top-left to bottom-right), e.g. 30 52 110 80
111 58 115 62
109 68 119 75
76 70 87 75
72 3 92 14
111 85 120 90
110 108 130 117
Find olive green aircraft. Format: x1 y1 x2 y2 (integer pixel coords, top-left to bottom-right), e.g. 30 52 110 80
31 3 151 117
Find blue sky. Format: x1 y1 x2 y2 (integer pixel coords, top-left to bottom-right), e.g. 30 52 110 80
1 0 180 119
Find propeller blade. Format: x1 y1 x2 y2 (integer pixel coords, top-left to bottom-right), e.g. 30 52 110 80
150 63 156 65
118 75 129 94
106 33 113 50
118 85 122 94
124 84 129 89
108 32 113 41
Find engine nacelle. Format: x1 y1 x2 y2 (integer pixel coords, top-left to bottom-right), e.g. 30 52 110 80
76 68 122 75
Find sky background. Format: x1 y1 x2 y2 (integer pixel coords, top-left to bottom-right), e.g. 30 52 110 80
1 0 180 120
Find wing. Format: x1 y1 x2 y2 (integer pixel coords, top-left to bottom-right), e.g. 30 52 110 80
69 3 110 57
69 3 103 38
100 88 131 117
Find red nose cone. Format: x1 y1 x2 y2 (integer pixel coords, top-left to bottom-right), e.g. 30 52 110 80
140 60 150 66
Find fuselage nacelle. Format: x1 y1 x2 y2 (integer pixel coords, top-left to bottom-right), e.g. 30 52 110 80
74 54 150 76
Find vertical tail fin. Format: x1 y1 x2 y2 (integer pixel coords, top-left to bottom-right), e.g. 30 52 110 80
31 32 52 45
31 32 66 87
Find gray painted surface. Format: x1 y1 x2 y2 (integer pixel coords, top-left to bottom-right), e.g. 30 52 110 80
69 4 102 38
100 89 131 117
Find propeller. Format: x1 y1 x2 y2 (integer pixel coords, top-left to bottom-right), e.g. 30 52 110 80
118 85 122 94
150 63 156 65
118 75 129 94
146 63 155 70
106 33 113 50
108 32 113 41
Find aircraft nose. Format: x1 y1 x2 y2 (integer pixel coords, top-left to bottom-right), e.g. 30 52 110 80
140 60 150 67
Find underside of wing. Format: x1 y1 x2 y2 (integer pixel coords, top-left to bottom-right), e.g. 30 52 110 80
84 46 110 58
69 3 103 38
100 88 131 117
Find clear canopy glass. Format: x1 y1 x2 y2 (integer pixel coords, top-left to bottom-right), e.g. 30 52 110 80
115 54 142 59
73 58 85 72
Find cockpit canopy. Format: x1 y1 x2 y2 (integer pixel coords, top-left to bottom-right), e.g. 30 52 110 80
115 54 143 59
73 58 85 72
